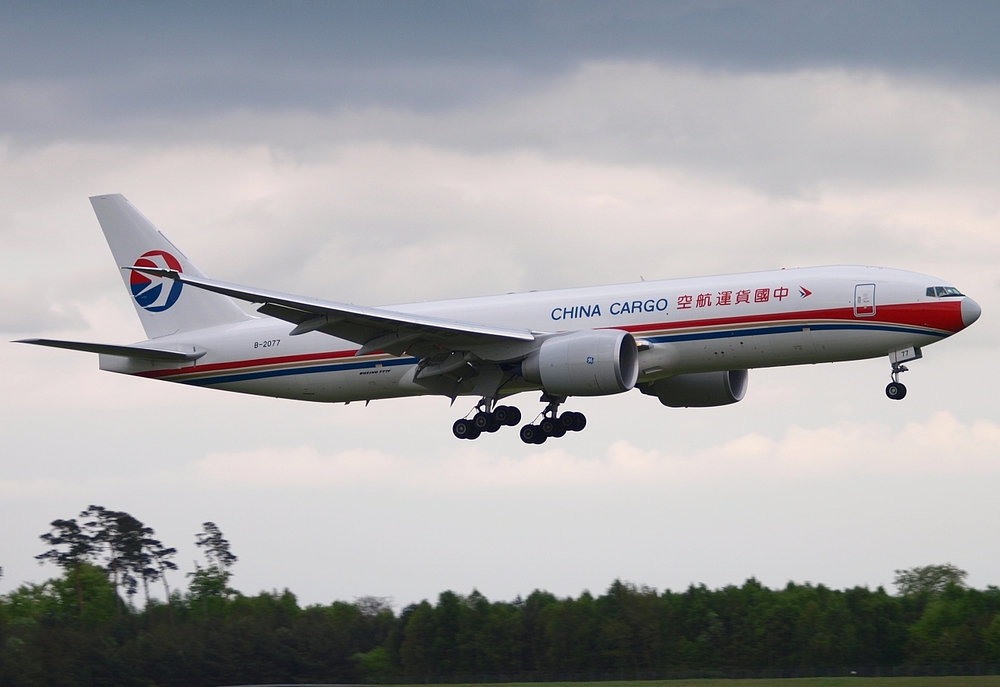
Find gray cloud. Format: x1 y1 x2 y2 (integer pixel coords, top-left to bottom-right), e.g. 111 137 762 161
99 65 1000 198
3 1 1000 140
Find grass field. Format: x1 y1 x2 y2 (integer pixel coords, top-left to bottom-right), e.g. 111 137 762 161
422 679 1000 687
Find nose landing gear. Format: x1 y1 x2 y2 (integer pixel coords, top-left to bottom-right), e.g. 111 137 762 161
886 363 908 400
519 394 587 444
885 347 922 401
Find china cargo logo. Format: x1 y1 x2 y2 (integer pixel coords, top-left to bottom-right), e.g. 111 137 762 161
130 250 183 312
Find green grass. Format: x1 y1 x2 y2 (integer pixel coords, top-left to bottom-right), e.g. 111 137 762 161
416 679 1000 687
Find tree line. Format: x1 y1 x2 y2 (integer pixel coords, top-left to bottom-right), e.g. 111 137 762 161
1 508 999 687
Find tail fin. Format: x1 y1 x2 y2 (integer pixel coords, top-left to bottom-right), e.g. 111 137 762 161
91 194 251 339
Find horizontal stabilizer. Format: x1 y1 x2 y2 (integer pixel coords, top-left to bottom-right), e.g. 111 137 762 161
15 338 205 361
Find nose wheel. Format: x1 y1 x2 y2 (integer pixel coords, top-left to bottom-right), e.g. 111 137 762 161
885 363 908 400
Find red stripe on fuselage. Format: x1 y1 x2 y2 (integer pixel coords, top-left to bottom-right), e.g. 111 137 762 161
137 348 362 379
624 301 964 336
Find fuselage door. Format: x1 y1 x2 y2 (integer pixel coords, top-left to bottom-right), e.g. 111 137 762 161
854 283 876 317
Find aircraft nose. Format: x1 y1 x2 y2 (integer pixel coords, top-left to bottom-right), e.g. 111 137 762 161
961 297 982 328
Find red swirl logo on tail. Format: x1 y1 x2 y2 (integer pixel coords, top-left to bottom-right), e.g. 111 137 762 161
130 251 183 312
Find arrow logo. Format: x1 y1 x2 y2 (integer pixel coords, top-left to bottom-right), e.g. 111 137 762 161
799 286 812 298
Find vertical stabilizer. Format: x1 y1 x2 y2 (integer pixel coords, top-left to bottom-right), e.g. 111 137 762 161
90 194 250 339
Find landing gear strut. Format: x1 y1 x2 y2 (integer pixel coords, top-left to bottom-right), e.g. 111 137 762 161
519 394 587 445
886 362 908 400
452 398 521 440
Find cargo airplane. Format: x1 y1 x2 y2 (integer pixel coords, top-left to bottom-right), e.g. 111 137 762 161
18 195 981 443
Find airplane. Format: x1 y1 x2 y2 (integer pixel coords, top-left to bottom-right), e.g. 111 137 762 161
17 194 981 444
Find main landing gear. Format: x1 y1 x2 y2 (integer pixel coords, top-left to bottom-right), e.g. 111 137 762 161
518 394 586 445
451 394 588 443
452 399 522 440
886 362 908 400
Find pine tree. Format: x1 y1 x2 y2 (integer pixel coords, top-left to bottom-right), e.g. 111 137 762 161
188 522 238 606
36 518 96 614
149 541 178 619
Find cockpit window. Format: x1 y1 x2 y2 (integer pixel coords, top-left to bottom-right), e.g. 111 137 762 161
927 286 964 297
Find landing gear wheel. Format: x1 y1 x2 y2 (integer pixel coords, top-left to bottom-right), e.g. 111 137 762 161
509 406 522 425
474 411 501 433
561 411 586 432
453 419 481 440
493 405 521 427
520 424 546 444
886 382 907 400
540 417 558 436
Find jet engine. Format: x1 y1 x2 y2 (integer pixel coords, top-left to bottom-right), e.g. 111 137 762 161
640 370 748 407
522 329 639 396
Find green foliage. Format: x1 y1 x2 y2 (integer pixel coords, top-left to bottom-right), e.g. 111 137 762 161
2 563 116 624
894 564 969 596
356 646 394 680
186 522 239 615
36 517 98 615
381 580 1000 678
8 518 1000 685
4 573 1000 685
986 614 1000 661
187 563 232 605
906 586 1000 663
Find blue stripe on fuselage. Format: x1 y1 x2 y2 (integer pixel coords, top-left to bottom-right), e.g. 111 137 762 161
180 356 419 387
645 321 946 344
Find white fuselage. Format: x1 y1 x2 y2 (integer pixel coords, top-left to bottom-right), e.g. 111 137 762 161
99 265 974 403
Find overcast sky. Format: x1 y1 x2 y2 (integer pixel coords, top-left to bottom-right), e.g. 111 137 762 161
2 2 999 608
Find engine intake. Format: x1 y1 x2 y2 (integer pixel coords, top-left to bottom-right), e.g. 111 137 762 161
641 370 748 407
522 329 639 396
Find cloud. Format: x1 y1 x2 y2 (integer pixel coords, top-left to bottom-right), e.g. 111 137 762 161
3 2 1000 137
196 412 1000 491
713 411 1000 477
68 65 997 198
0 280 87 333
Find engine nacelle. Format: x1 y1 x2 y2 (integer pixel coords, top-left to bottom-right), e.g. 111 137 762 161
522 329 639 396
641 370 749 407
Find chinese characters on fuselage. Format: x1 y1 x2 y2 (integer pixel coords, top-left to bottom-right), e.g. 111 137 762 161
550 286 792 321
677 286 790 310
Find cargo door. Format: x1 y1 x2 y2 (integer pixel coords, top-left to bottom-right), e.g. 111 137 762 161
854 283 876 317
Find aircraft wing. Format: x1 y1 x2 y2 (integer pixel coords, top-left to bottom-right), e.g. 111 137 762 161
15 338 205 361
130 267 536 357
